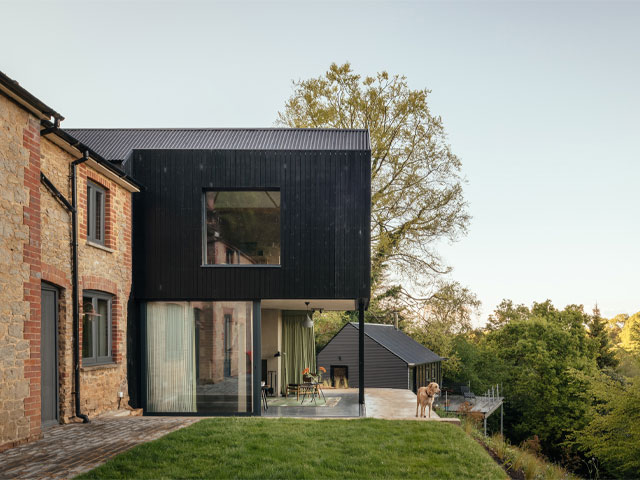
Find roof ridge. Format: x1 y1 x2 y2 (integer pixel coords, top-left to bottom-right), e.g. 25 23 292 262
65 128 371 158
350 322 394 326
349 321 443 364
63 127 369 132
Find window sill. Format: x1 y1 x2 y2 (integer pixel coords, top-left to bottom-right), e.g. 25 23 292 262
86 241 114 253
81 362 117 372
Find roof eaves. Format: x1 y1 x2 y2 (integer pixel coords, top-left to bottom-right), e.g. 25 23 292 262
0 71 64 122
41 121 144 192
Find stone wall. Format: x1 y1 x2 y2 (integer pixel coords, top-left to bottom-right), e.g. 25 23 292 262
0 95 42 451
0 91 135 452
39 137 133 421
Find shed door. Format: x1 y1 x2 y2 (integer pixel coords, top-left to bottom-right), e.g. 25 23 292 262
41 285 59 426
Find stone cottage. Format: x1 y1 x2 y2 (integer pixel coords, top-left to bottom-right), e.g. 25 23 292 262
0 71 140 451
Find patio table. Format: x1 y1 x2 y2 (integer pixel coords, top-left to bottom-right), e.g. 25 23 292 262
300 382 326 404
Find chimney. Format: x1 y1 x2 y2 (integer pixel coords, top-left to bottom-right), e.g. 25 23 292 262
394 311 399 330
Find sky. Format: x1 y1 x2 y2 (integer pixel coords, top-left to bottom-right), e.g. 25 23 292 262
2 0 638 325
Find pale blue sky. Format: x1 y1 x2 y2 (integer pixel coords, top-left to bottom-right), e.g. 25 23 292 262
2 0 638 323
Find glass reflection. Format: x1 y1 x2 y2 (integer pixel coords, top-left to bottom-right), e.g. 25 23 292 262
205 191 280 265
145 301 253 413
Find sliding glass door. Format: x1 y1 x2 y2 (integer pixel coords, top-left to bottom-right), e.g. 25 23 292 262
145 301 253 414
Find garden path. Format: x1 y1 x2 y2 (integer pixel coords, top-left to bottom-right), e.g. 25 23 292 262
0 413 199 479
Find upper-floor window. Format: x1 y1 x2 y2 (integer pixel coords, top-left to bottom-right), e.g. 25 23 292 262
87 180 106 245
82 291 113 365
204 191 281 265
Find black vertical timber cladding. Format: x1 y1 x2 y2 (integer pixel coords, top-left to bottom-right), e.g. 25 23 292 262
131 149 371 301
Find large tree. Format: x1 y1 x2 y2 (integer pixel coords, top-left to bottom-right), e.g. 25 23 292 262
483 303 598 459
277 63 469 305
588 306 619 370
407 282 480 377
572 369 640 478
485 299 530 331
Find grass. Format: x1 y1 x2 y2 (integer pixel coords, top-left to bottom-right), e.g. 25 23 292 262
476 433 577 480
78 418 506 479
434 408 577 479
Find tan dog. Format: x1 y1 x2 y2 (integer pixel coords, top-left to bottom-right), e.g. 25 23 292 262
416 382 441 418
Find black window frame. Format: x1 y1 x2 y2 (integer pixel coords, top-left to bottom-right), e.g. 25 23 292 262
82 290 113 365
87 180 106 246
201 188 282 267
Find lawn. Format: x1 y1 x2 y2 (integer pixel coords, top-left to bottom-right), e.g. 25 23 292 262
78 418 506 479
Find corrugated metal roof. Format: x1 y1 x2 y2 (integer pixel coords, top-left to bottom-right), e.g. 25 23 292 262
351 323 442 365
63 128 370 161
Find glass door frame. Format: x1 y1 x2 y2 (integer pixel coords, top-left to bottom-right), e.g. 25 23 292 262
140 300 262 416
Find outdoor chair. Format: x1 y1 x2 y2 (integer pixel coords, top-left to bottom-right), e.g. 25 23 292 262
461 385 476 400
286 383 300 400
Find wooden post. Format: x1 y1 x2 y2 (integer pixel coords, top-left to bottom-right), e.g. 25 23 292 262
500 403 504 437
484 415 487 437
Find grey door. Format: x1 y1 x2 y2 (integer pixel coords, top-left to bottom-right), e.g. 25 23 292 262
41 284 59 427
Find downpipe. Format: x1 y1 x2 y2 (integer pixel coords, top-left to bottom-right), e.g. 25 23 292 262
71 151 90 423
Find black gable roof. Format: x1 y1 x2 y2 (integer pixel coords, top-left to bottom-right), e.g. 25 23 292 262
63 128 371 162
351 322 442 365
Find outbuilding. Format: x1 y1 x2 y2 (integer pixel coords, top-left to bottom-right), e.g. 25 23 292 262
317 322 443 392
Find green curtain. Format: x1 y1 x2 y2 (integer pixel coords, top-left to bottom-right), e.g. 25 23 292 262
281 311 316 392
146 302 197 412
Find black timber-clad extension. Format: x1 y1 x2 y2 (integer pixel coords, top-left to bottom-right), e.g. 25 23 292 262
65 128 371 303
127 148 370 301
317 323 443 391
64 128 372 416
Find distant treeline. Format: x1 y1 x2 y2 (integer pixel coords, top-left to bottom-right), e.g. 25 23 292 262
414 300 640 479
314 301 640 478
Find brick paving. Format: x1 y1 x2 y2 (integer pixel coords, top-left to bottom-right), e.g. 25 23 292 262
0 415 200 479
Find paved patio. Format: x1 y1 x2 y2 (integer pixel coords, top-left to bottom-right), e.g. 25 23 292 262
263 388 360 418
365 388 459 424
0 413 199 479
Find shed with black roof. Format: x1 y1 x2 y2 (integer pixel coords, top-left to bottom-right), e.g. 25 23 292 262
317 322 443 392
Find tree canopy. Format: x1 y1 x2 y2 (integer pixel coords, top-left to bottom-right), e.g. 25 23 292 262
277 63 469 305
448 301 601 460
